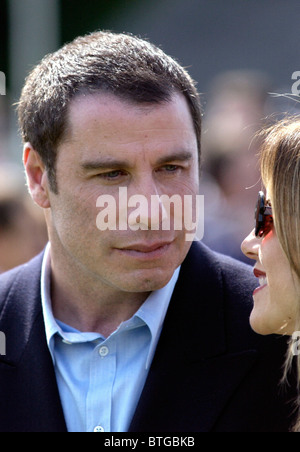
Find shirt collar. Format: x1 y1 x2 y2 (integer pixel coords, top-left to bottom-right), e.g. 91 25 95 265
41 243 180 369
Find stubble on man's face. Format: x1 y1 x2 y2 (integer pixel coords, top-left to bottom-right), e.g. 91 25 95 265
47 92 200 296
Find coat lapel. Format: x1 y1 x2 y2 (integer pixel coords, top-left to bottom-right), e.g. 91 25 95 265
129 241 259 432
0 254 67 432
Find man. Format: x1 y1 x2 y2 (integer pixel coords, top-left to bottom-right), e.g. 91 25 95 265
0 31 296 432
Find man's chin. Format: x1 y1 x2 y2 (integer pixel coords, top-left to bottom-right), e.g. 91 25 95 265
119 268 176 294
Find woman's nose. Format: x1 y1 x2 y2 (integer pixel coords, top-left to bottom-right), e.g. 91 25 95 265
241 229 260 261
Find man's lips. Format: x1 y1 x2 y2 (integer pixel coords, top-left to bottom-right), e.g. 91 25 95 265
118 242 172 253
115 241 173 258
253 268 268 295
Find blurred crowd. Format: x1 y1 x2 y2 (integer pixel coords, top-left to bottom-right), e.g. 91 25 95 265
200 70 273 263
0 162 48 273
0 69 295 271
0 95 48 273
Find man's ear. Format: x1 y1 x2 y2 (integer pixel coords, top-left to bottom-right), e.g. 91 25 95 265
23 143 51 208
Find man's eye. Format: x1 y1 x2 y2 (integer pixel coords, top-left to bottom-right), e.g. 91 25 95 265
158 165 180 173
99 170 126 180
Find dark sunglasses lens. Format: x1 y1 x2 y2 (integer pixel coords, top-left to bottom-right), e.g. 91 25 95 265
255 192 265 236
255 191 272 237
260 216 273 237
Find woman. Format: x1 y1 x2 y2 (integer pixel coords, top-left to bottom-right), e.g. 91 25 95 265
241 116 300 430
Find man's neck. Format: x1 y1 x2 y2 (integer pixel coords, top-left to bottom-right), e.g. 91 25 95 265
49 248 150 337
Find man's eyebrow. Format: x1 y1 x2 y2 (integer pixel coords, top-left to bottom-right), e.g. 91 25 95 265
80 159 131 171
80 151 193 171
155 151 193 165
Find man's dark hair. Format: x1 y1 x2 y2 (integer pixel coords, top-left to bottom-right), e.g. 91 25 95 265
17 31 201 193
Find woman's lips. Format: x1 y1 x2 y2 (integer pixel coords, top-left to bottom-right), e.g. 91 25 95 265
253 268 268 295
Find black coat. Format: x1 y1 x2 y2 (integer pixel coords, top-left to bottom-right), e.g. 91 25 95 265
0 241 296 432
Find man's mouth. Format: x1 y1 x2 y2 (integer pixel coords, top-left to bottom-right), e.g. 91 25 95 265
115 241 173 259
119 242 172 253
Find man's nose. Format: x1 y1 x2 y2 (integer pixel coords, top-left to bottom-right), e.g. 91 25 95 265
241 229 260 261
127 177 168 231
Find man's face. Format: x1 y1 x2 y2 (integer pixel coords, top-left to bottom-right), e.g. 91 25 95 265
47 92 199 294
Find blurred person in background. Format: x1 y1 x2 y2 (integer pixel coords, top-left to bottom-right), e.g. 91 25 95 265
201 70 272 262
0 164 47 272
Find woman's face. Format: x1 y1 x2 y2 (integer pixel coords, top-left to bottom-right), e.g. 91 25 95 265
241 191 300 335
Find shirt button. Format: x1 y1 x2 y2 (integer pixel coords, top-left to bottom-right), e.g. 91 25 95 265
99 346 109 357
94 425 104 432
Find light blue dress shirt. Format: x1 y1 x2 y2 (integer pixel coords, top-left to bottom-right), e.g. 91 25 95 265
40 243 180 432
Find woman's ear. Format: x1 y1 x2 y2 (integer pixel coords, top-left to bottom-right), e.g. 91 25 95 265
23 143 51 209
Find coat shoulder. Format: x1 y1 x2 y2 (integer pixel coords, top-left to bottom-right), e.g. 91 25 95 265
184 242 277 351
0 253 44 312
186 240 257 301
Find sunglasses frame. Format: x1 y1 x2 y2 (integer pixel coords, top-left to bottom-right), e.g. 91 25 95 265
255 191 273 237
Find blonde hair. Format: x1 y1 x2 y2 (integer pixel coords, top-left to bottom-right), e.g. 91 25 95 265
259 116 300 431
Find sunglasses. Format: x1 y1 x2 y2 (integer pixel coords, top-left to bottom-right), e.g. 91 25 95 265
255 191 273 237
